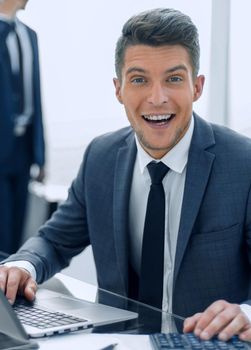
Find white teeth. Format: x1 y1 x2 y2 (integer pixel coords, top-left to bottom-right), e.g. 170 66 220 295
143 114 172 121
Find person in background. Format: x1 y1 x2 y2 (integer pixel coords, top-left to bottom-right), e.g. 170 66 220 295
0 0 45 254
0 7 251 341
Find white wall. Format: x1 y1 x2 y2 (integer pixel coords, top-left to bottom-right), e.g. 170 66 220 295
19 1 212 187
229 2 251 135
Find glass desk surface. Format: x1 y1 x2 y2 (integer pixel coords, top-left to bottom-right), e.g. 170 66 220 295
40 273 184 335
37 274 251 350
0 252 183 334
0 261 250 349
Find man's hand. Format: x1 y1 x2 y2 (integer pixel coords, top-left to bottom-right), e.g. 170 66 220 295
30 165 45 183
183 300 251 342
0 266 37 304
34 166 45 183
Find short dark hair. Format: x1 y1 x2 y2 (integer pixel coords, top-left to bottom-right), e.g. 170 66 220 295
115 8 200 80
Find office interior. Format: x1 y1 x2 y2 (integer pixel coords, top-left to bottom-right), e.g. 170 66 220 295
14 0 249 286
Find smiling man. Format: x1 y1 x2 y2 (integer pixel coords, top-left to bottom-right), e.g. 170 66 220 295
1 8 251 341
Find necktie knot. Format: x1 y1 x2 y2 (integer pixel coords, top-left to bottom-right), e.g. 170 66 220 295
5 21 16 32
147 161 169 185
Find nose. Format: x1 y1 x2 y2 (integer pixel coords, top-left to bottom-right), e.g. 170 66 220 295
147 83 168 106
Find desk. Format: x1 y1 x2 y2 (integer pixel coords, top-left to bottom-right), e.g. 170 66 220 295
38 332 151 350
36 273 184 349
0 254 184 349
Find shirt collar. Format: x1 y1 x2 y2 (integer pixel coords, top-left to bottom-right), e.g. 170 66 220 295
135 115 194 174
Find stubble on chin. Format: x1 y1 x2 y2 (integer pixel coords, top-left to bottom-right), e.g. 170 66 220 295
136 124 190 156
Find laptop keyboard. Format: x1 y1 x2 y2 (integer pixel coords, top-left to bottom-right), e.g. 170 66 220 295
13 302 88 329
150 333 250 350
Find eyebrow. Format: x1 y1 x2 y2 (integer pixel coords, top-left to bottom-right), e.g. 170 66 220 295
125 67 146 75
165 64 188 74
125 64 188 76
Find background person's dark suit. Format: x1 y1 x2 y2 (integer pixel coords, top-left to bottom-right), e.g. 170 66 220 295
0 20 45 254
6 114 251 322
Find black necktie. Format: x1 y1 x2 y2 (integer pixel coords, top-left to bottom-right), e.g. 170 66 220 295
138 161 169 330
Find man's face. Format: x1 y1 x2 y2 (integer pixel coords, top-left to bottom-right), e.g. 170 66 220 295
114 44 205 159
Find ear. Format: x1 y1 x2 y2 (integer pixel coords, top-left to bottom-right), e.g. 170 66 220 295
113 78 123 104
193 75 205 102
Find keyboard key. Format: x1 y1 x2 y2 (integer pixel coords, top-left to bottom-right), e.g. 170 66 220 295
13 302 87 329
150 333 250 350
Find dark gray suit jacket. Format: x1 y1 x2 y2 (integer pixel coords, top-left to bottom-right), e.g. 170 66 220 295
7 114 251 318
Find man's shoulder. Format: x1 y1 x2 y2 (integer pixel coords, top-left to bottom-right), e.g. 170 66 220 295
90 126 134 149
210 121 251 153
79 126 135 177
194 114 251 152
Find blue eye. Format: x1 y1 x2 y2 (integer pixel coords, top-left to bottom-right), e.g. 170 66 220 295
168 76 183 82
131 77 146 84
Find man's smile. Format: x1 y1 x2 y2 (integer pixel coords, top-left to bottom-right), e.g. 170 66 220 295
142 113 176 126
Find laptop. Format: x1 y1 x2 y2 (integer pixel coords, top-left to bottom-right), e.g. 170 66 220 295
0 287 38 348
0 285 137 338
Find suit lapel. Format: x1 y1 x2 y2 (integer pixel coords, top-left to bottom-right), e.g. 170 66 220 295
113 131 137 293
173 115 216 285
